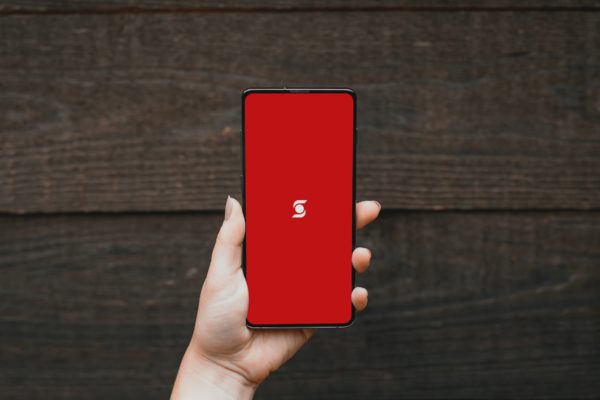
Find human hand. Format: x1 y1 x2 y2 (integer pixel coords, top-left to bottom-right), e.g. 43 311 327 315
171 196 381 399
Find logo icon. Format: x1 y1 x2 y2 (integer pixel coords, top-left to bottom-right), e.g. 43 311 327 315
292 200 307 218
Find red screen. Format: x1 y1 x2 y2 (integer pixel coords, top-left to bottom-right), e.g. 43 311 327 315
244 91 355 326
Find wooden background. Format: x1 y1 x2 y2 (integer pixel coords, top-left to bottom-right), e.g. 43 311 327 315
1 1 599 399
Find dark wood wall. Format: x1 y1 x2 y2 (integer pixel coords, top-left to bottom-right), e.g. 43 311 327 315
1 1 599 399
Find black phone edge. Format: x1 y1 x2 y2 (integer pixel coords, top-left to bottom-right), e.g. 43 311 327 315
241 87 357 329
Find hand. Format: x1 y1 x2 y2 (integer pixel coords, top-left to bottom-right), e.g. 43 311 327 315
172 196 381 399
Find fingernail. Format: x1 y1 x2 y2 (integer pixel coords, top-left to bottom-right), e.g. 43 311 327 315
224 195 233 220
374 201 382 210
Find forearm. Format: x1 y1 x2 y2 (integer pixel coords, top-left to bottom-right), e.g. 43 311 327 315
171 346 257 400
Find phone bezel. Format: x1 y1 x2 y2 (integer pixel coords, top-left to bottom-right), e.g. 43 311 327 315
241 87 357 328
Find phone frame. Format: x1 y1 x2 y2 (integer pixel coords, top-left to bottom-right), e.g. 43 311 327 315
241 87 357 328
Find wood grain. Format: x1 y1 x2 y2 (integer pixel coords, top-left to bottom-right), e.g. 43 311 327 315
1 212 598 399
1 0 599 13
1 11 599 212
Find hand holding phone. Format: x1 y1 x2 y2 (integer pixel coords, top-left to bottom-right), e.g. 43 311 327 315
172 88 381 397
172 197 380 397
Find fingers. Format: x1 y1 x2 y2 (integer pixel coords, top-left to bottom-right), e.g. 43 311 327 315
352 247 372 274
352 287 368 312
356 201 381 230
209 196 246 276
353 202 378 313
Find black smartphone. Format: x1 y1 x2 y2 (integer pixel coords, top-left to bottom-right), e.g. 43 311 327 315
242 88 357 328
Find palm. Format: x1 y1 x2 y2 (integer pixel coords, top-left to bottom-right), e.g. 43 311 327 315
195 265 313 384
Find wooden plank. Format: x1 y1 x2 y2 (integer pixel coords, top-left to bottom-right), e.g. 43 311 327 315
1 0 599 13
1 12 599 212
0 212 598 398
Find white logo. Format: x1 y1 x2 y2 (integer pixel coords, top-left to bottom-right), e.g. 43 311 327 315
292 200 307 218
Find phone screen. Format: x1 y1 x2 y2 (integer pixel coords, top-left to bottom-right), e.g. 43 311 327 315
242 89 355 327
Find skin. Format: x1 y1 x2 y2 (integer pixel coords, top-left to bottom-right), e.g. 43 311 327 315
172 197 381 399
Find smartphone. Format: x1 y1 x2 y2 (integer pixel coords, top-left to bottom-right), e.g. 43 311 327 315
242 88 356 328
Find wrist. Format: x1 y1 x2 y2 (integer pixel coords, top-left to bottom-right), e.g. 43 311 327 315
172 346 257 400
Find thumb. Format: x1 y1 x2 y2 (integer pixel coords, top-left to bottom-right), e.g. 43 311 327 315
208 196 245 277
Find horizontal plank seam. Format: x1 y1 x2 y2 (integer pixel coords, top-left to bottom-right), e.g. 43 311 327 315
1 6 600 16
1 208 599 217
